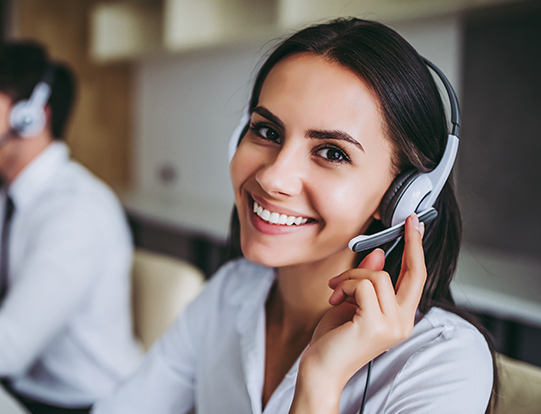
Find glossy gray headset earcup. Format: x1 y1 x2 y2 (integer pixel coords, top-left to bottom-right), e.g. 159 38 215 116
9 64 55 138
9 99 47 138
379 169 422 228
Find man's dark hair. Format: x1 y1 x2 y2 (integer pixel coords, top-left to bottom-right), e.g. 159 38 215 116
0 41 76 139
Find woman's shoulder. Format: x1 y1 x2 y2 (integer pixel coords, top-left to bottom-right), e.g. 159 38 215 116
404 307 492 363
418 307 489 345
376 307 494 412
380 306 492 366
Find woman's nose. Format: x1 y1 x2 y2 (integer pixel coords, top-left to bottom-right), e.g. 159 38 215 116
255 145 304 198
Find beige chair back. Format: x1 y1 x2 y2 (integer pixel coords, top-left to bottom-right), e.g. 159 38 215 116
493 354 541 414
132 249 205 350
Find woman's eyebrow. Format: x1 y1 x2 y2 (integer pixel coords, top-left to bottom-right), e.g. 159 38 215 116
252 106 365 152
252 106 284 130
307 130 365 153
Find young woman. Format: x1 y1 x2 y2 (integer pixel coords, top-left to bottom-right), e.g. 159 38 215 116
94 18 495 414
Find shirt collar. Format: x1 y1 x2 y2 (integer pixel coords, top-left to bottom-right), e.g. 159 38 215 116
9 141 70 211
227 260 276 414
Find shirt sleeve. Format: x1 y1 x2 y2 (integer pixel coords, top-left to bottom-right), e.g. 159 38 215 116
382 325 494 414
92 260 238 414
92 312 198 414
0 200 107 376
91 267 227 414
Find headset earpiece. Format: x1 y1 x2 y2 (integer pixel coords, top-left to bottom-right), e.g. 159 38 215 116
9 63 55 138
379 169 422 227
377 130 459 231
10 98 47 138
228 109 250 162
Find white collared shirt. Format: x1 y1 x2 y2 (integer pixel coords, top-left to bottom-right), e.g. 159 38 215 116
0 142 142 407
93 258 493 414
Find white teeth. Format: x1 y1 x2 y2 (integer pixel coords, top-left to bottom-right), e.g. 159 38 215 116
269 212 280 224
252 201 309 226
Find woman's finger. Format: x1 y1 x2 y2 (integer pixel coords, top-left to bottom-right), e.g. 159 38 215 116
328 270 394 307
350 278 380 316
328 248 385 289
395 214 427 313
329 272 399 319
358 248 385 271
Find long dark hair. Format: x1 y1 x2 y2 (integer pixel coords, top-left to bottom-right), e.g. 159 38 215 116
226 18 497 412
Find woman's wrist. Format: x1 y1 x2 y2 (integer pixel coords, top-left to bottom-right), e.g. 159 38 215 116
289 357 344 414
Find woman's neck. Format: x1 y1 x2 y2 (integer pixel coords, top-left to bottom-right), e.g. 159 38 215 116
262 248 357 408
269 248 356 334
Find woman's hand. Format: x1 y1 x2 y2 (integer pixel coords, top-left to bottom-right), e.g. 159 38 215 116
290 214 426 414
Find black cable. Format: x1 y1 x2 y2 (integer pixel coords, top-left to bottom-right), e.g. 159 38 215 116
357 238 402 413
358 359 373 414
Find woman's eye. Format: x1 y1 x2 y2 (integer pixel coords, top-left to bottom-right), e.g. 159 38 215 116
317 147 349 163
250 123 281 143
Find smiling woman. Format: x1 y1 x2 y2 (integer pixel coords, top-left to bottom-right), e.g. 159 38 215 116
93 18 496 414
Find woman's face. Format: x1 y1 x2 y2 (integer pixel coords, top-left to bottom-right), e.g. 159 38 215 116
230 53 396 269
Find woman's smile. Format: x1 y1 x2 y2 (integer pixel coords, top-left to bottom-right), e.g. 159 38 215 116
246 193 319 236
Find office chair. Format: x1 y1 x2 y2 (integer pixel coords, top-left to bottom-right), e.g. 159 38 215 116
493 353 541 414
132 249 205 350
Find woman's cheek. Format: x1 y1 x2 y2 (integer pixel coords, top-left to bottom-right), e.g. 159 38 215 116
230 148 250 196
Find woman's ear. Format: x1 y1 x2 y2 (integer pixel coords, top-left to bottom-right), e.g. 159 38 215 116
372 206 382 221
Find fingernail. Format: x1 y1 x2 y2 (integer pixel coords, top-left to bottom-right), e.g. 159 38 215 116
410 213 420 231
420 222 425 238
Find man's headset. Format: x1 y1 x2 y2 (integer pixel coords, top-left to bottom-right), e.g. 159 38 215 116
228 57 460 253
0 63 55 147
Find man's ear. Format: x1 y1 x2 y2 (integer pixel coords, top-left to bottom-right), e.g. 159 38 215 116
44 105 55 138
44 105 52 125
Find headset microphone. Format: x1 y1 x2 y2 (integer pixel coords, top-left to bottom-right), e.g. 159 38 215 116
9 63 55 138
348 208 438 252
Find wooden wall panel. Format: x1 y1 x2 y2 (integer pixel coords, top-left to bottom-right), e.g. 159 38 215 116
460 2 541 258
14 0 132 189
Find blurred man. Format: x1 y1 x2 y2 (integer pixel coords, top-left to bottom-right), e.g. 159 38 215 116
0 42 141 413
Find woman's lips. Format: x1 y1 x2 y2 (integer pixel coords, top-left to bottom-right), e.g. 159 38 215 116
253 200 308 226
247 194 317 235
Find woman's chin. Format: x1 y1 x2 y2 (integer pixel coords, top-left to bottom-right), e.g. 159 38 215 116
241 248 286 268
240 242 302 268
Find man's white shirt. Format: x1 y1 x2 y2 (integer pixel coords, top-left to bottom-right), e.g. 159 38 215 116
0 141 141 407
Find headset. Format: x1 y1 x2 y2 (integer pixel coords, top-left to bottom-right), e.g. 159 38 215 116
0 63 56 147
229 57 460 255
349 58 459 254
